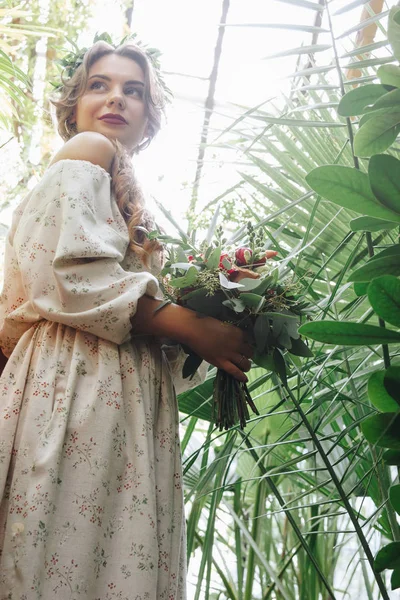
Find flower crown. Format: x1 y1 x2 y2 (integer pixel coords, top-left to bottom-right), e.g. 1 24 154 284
52 31 172 103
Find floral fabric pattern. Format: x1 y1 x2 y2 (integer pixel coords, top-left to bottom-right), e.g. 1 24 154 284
0 160 200 600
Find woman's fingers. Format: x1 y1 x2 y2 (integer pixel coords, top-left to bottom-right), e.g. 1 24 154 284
233 353 252 372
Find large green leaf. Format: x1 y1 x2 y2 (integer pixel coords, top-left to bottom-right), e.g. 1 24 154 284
384 366 400 405
368 276 400 327
349 256 400 283
369 154 400 215
368 371 400 413
353 111 400 157
337 84 388 117
374 541 400 572
362 413 400 449
377 64 400 88
383 450 400 465
306 166 400 222
391 568 400 591
350 216 398 232
388 6 400 63
389 485 400 516
299 321 400 345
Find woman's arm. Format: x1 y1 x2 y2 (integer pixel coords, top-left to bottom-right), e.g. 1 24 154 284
132 295 253 382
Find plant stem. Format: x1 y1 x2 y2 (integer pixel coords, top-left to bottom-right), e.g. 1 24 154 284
240 435 338 600
282 382 390 600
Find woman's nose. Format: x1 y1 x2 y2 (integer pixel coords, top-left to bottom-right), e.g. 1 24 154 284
106 91 125 109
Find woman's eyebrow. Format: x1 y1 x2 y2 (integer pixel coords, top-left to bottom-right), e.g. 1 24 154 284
88 74 144 86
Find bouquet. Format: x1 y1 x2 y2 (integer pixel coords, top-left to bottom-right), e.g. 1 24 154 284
152 222 312 431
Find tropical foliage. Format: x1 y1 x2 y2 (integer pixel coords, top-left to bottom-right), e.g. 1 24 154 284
176 2 400 599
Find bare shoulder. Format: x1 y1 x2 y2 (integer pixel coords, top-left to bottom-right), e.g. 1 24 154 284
49 132 116 174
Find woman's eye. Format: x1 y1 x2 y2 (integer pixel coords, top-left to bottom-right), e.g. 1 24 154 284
125 87 143 98
89 81 106 91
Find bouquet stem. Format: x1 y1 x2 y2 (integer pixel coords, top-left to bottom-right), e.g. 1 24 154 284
213 370 260 431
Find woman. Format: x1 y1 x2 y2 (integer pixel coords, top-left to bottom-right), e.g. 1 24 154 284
0 40 253 599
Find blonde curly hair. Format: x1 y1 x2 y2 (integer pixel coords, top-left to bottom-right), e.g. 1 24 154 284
51 40 165 263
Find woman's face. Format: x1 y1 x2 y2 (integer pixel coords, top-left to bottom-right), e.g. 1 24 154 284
71 53 149 152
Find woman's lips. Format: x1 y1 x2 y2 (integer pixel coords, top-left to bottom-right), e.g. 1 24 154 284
99 117 127 125
99 114 127 125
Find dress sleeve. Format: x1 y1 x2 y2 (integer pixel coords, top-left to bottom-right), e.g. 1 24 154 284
162 343 209 396
13 159 159 345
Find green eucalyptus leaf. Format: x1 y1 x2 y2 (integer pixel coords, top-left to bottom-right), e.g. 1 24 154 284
252 351 276 372
377 64 400 88
384 366 400 405
369 154 400 215
368 275 400 327
240 293 264 310
273 348 288 386
254 314 270 353
361 413 400 449
389 484 400 516
337 84 389 117
169 266 199 288
306 166 400 222
182 352 203 380
349 256 400 282
354 282 369 296
354 111 400 157
391 568 400 591
374 541 400 572
383 449 400 465
388 6 400 63
277 324 292 349
350 216 398 232
299 321 400 345
288 336 313 357
206 246 222 270
368 371 400 413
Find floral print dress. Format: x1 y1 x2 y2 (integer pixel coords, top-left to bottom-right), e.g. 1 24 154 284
0 160 202 600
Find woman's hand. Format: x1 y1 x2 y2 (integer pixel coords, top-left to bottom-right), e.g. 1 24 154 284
132 296 253 382
182 316 253 383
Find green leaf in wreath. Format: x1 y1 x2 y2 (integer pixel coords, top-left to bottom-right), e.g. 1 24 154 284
383 449 400 465
306 166 400 223
368 371 400 413
389 484 400 516
253 351 275 372
240 293 264 310
377 64 400 88
353 111 400 157
361 413 400 449
350 216 398 232
254 314 270 353
391 568 400 591
348 256 400 283
369 154 400 215
374 541 400 572
299 321 400 345
368 275 400 327
277 324 292 350
384 366 400 406
205 246 222 270
273 348 287 386
288 336 313 357
337 84 389 117
182 352 203 380
169 266 199 288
